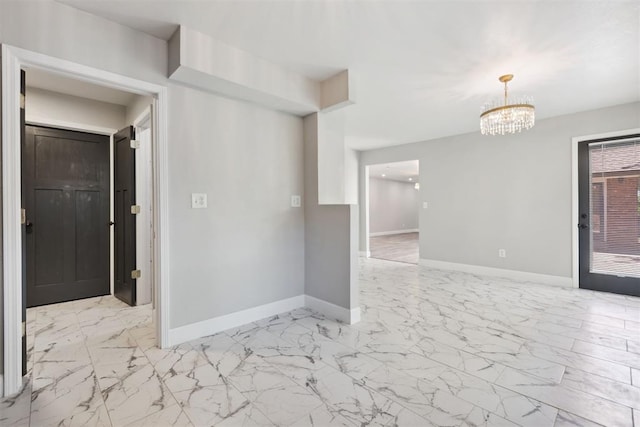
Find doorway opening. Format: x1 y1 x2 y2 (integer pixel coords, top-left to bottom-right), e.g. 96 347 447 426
2 45 169 397
577 134 640 297
366 160 420 264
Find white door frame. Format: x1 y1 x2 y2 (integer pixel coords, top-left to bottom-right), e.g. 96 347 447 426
570 127 640 289
2 44 171 397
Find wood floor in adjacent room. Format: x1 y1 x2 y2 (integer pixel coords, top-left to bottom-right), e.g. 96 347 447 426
370 232 419 264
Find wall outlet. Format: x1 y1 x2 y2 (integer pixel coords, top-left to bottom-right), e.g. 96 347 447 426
423 202 428 209
291 195 301 208
498 249 507 258
191 193 207 209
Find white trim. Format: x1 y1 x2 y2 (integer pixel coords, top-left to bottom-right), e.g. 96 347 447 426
169 296 306 346
2 45 170 397
369 229 418 237
2 45 23 397
305 295 361 324
570 128 640 289
359 251 371 258
419 259 573 288
0 375 3 394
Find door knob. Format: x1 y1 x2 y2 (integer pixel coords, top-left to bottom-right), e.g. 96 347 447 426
578 223 588 229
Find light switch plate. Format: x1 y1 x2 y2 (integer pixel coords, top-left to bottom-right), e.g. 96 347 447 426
291 195 301 208
191 193 207 209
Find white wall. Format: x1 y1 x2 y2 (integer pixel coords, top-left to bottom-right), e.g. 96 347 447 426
360 102 640 278
369 178 419 235
25 87 126 131
0 0 306 356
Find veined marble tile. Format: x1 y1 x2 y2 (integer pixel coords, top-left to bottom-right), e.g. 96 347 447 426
626 319 640 332
560 367 640 410
123 403 193 427
627 339 640 355
30 365 108 427
362 364 476 424
173 384 250 426
572 340 640 369
289 405 356 427
215 403 274 427
581 321 640 342
0 378 31 427
386 407 438 427
32 343 93 391
227 353 323 425
304 365 404 427
553 410 604 427
295 317 374 349
86 328 148 369
524 341 631 384
226 322 265 344
410 337 506 383
96 362 177 426
461 407 518 427
127 323 157 350
496 367 632 426
143 342 207 379
285 328 382 380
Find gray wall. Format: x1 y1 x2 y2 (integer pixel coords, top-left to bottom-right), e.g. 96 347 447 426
304 114 358 310
25 87 126 130
360 102 640 278
0 0 306 365
369 178 419 235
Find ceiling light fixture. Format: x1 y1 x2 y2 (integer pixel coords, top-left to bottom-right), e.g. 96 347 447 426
414 183 420 190
409 178 413 181
480 74 535 136
382 174 386 177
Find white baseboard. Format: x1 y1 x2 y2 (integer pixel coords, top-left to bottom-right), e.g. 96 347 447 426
359 251 371 258
169 295 305 346
305 295 360 324
369 229 418 237
419 259 573 288
168 294 362 346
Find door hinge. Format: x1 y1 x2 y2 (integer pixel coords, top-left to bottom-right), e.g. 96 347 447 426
21 209 26 225
130 140 141 149
131 205 141 214
131 270 141 279
20 93 25 109
22 321 26 337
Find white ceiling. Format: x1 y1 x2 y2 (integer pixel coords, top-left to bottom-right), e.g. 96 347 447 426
58 0 640 150
369 160 419 183
26 67 137 106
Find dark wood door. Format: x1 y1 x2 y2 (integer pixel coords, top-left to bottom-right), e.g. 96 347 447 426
578 135 640 297
22 126 110 307
20 70 27 375
114 126 137 306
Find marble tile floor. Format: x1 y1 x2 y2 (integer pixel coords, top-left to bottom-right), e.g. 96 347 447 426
2 257 640 426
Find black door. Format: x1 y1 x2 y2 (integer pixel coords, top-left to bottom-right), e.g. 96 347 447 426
20 70 27 375
114 126 137 306
578 135 640 297
22 126 110 307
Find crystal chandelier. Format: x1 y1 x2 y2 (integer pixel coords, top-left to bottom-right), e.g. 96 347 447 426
480 74 535 136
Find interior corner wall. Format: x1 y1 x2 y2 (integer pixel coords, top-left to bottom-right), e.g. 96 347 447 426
304 113 358 310
125 95 153 125
168 84 305 328
359 102 640 278
369 178 419 235
25 87 126 130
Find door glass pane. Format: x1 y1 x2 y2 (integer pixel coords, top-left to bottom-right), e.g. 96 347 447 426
589 140 640 277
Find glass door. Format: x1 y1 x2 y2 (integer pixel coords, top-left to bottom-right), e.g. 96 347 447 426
578 135 640 297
